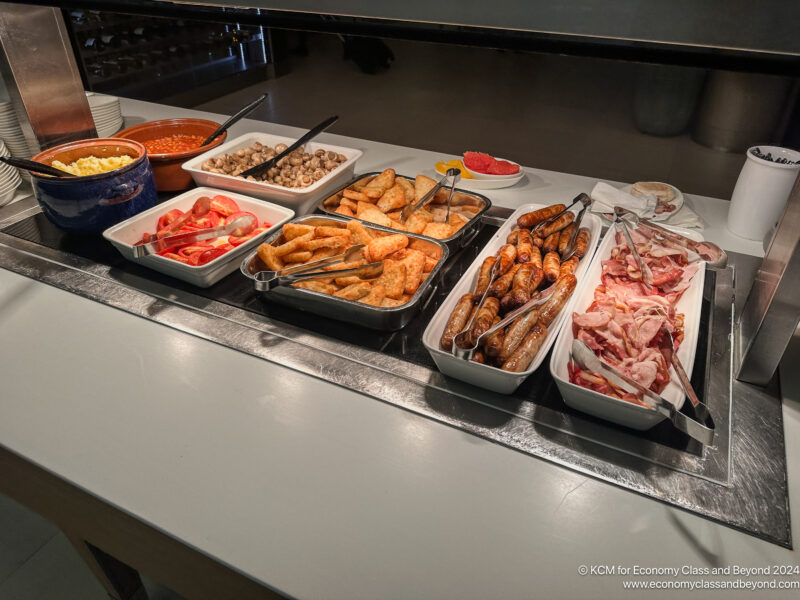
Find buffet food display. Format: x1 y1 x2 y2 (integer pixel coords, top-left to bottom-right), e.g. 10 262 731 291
16 112 711 438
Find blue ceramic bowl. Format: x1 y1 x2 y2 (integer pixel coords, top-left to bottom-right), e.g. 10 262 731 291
31 138 158 235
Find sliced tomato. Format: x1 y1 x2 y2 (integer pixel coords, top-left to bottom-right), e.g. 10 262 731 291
217 243 236 252
157 209 184 231
177 242 213 259
160 252 190 264
193 210 223 229
210 195 240 217
141 232 153 243
228 226 267 247
195 247 228 265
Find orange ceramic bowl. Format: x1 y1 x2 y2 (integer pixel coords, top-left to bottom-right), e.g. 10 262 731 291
114 118 226 192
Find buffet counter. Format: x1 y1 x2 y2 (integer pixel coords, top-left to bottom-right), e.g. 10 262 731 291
0 98 798 600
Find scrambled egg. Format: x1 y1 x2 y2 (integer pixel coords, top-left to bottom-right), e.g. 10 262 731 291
52 154 135 176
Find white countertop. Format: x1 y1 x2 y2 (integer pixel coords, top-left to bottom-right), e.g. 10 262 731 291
0 98 795 600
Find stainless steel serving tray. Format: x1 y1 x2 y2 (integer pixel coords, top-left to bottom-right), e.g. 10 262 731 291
240 215 449 331
317 171 492 255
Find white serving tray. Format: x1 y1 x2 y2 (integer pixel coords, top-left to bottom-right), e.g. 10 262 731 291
103 186 294 288
548 223 706 430
422 203 602 394
181 132 363 209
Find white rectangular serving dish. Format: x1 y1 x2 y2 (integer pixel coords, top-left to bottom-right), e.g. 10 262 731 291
103 186 294 288
548 223 706 430
422 203 602 394
181 132 363 209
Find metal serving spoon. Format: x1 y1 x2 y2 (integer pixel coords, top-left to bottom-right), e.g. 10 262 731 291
201 92 268 146
571 339 715 445
132 214 256 258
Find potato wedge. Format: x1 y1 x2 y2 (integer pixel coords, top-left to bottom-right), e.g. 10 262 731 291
377 259 406 299
359 284 387 307
283 223 315 241
335 205 355 217
396 177 415 203
292 280 336 294
257 243 284 271
346 219 374 245
365 233 409 262
414 174 437 204
376 184 407 213
274 231 314 257
421 222 453 239
365 168 395 194
359 207 395 228
333 281 372 301
282 250 312 264
314 226 350 239
343 189 371 202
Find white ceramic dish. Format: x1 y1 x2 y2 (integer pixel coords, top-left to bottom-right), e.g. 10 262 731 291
430 167 524 190
422 202 602 394
548 223 706 430
182 132 363 209
103 186 294 288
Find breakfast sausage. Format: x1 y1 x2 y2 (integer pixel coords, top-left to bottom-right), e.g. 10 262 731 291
484 316 505 358
528 265 544 294
471 349 486 364
532 236 543 248
537 274 577 327
574 228 591 258
441 293 474 351
516 229 534 263
530 245 543 270
500 263 534 313
542 231 560 254
559 256 579 278
506 229 520 245
501 324 548 372
469 296 500 346
473 256 496 298
517 204 566 229
537 211 575 238
499 308 540 362
497 244 517 274
557 223 578 255
543 251 561 282
488 264 521 298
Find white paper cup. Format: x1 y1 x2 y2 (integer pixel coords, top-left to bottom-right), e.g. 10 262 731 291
727 145 800 240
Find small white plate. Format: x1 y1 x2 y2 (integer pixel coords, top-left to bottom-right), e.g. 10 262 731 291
433 165 524 190
620 182 684 222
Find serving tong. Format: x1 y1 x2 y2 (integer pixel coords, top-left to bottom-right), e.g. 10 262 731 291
531 192 591 236
400 168 461 223
613 206 655 288
570 339 715 445
253 243 384 291
613 206 727 268
452 283 558 360
560 201 590 261
132 214 257 258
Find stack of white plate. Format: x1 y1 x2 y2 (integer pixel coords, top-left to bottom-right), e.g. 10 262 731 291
87 92 123 137
0 101 36 159
0 139 23 207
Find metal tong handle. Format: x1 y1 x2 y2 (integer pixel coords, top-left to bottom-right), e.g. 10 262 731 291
451 255 503 352
658 329 715 430
452 283 557 359
132 215 256 258
613 207 655 289
531 192 591 235
442 167 461 223
401 168 458 223
257 261 384 291
571 340 715 445
560 203 589 260
254 244 379 291
614 206 728 268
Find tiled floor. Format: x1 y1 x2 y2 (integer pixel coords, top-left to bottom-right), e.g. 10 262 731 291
0 492 184 600
195 33 748 199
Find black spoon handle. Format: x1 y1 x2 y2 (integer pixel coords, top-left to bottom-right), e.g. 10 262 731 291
0 156 76 178
240 115 339 179
201 92 268 147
